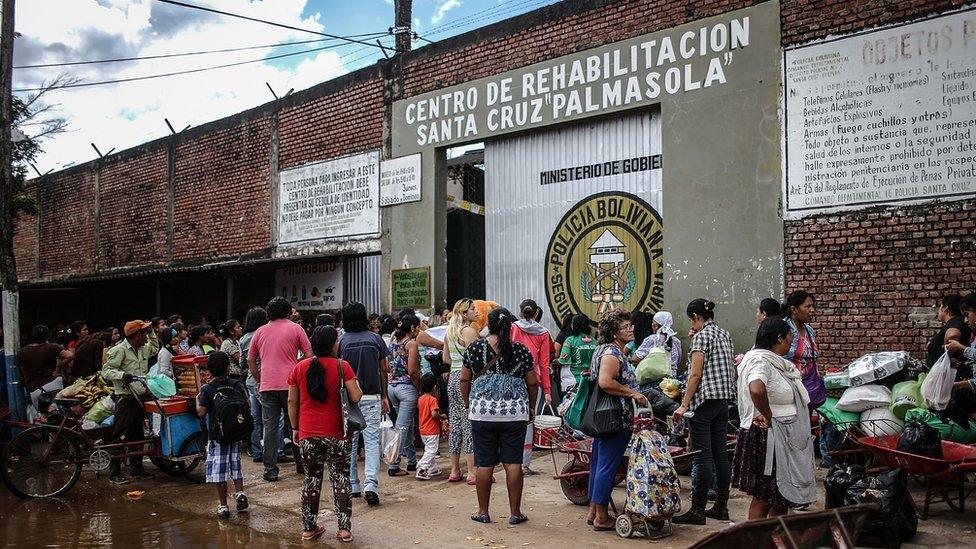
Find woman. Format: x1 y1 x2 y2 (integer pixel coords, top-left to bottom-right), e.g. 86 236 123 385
387 314 422 476
442 298 480 484
672 299 736 525
155 327 182 379
287 326 362 542
69 332 106 381
461 307 539 525
949 293 976 388
586 309 649 531
510 298 552 476
220 319 244 379
556 314 596 404
626 311 653 360
379 315 398 347
61 321 88 351
927 294 972 368
105 326 122 348
187 325 215 356
241 307 271 462
553 312 574 360
732 318 816 520
632 311 683 381
757 298 781 324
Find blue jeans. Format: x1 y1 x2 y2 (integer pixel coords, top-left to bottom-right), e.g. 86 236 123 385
248 385 284 459
350 397 382 493
588 431 630 506
388 383 418 471
819 418 840 467
691 462 719 494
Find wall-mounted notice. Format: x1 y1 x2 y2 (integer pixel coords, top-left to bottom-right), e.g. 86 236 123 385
391 267 431 309
784 9 976 218
276 261 343 311
278 150 380 244
380 154 422 206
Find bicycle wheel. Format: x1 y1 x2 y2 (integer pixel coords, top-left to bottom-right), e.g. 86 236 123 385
1 426 83 499
179 432 207 484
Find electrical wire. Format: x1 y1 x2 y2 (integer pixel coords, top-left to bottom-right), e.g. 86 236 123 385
14 33 390 69
427 0 554 36
154 0 402 52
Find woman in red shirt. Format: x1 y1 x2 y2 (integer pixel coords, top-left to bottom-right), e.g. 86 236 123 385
288 326 362 543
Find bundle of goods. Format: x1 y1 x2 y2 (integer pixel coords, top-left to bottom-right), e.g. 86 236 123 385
58 374 113 410
824 465 917 547
903 408 976 444
846 351 908 387
896 419 943 459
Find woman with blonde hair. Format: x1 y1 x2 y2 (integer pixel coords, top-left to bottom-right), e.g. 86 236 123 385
442 298 481 483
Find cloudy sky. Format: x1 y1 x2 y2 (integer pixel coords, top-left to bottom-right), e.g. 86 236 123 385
12 0 557 173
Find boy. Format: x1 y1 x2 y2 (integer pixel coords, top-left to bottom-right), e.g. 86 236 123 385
415 373 444 480
197 351 249 518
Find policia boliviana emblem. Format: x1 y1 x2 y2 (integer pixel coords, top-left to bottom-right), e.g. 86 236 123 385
545 192 664 324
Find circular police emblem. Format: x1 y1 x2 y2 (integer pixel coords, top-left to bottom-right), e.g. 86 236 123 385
545 192 664 325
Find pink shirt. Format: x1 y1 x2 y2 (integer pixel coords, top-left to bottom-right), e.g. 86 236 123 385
250 319 312 392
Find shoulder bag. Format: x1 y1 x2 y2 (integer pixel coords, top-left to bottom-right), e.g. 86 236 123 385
337 360 367 436
580 353 627 437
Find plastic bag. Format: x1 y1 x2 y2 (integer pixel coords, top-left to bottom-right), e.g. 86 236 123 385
847 351 908 387
836 384 891 412
824 463 865 508
890 377 925 420
380 414 401 465
84 396 116 424
641 386 679 417
897 419 943 459
635 347 671 385
920 352 954 411
843 468 917 546
564 374 591 430
824 371 851 390
147 372 177 398
816 397 861 431
903 408 976 444
658 378 680 400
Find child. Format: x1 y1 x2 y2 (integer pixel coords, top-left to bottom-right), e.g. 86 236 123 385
197 351 249 518
415 373 444 480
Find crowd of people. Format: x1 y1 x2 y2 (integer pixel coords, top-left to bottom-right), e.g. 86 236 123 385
7 287 976 541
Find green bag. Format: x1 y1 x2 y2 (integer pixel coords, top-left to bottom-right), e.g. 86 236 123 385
636 347 671 385
903 408 976 444
565 373 592 431
890 376 925 420
816 397 860 431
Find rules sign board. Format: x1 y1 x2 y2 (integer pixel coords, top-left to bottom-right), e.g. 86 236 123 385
278 150 381 244
783 9 976 218
380 154 422 206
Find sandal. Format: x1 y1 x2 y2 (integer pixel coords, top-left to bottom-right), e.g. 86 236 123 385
593 521 615 532
335 530 353 543
448 473 464 482
302 525 326 541
466 477 477 486
509 514 529 525
470 513 492 524
388 469 409 477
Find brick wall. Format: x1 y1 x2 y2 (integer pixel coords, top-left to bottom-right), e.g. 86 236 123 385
37 169 95 278
785 200 976 367
172 116 273 262
97 147 169 270
279 77 385 170
780 0 969 46
13 210 37 282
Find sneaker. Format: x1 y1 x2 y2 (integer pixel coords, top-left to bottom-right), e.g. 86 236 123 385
235 492 249 512
428 468 443 477
406 463 417 472
216 505 230 519
415 469 431 480
263 471 279 482
364 491 379 506
351 491 362 498
109 472 130 485
252 456 263 463
277 454 295 464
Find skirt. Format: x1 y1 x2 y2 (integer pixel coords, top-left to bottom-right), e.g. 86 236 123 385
730 425 792 508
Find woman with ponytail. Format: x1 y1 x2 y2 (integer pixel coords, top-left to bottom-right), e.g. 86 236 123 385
442 298 480 483
509 298 551 475
288 326 363 542
461 307 538 526
387 314 423 476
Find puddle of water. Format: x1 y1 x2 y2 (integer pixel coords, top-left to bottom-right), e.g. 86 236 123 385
0 485 298 548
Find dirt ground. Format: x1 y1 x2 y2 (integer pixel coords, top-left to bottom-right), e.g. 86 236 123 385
104 442 976 548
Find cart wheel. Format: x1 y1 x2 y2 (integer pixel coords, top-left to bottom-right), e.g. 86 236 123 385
615 514 634 538
647 519 666 531
1 426 83 499
179 432 206 484
559 459 590 506
149 456 185 477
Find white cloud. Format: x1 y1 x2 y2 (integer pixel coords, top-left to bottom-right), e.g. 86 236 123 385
431 0 461 25
13 0 351 172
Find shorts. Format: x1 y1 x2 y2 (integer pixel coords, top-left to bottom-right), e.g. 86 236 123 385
471 420 527 467
205 440 242 483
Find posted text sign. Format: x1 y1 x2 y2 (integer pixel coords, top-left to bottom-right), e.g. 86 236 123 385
278 151 380 244
784 9 976 218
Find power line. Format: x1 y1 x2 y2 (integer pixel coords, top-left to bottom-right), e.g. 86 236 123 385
13 43 344 92
14 33 389 69
427 0 551 35
154 0 401 52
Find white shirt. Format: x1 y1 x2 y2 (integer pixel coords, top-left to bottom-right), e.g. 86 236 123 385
737 349 799 429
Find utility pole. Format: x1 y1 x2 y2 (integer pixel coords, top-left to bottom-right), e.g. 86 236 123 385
0 0 24 422
393 0 412 53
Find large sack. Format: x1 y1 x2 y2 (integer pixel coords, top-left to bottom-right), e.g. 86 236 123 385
847 351 908 387
903 408 976 444
890 377 925 420
635 347 671 385
837 385 891 412
817 397 861 431
860 406 903 436
897 419 943 459
824 464 865 509
624 430 681 519
843 468 917 546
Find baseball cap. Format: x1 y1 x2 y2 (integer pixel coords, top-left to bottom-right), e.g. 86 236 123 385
124 320 152 337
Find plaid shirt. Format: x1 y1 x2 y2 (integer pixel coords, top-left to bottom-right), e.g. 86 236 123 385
687 321 736 410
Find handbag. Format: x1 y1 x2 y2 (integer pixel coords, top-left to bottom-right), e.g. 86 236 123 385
338 359 367 436
564 374 591 430
579 371 627 437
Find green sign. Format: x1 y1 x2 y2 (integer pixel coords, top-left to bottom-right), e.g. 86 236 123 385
392 267 431 309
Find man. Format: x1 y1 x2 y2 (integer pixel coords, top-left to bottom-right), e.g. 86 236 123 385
248 296 311 482
339 301 389 505
101 320 159 484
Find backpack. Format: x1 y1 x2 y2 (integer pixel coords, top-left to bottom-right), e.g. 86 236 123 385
208 382 253 444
